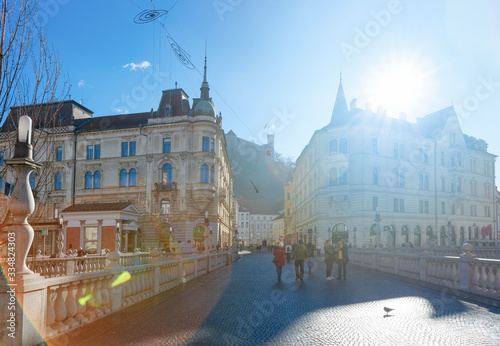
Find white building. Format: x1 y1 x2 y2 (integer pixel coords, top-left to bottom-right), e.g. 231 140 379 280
290 78 497 249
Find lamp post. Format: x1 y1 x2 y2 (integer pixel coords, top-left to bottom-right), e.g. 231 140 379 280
6 115 42 276
446 217 452 246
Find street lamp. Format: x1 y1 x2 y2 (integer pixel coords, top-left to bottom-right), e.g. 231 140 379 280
446 217 452 246
6 115 42 275
374 207 381 248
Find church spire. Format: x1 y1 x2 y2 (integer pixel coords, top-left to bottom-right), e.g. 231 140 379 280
200 50 210 100
330 74 348 124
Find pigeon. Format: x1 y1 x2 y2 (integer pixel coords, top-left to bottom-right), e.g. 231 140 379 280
384 307 395 314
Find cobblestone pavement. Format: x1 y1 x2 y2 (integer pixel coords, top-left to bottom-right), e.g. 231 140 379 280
55 251 500 346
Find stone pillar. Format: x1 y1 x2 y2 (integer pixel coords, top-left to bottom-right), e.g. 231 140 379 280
124 231 129 253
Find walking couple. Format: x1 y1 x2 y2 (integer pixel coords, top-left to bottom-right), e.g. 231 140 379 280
324 239 349 280
273 240 308 282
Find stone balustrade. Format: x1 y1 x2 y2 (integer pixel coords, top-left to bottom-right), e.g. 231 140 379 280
370 246 500 259
350 244 500 303
7 250 237 342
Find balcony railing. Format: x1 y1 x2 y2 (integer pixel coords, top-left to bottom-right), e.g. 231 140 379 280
154 182 177 191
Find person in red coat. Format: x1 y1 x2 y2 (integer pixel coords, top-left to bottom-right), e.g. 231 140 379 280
273 242 286 281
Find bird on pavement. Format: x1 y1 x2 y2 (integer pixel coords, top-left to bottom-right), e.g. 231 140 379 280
384 307 395 314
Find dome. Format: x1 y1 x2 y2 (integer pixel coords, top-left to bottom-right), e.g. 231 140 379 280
193 100 216 117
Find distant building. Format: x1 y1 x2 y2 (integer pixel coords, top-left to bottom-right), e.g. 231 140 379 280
0 59 235 255
272 213 284 245
290 77 497 248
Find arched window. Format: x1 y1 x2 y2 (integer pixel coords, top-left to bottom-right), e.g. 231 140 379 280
329 167 338 185
120 169 128 187
129 168 137 186
93 171 101 189
441 176 446 192
339 166 348 185
372 168 378 185
210 166 214 184
339 138 348 153
457 177 462 193
162 163 172 184
329 140 337 154
424 175 429 190
85 171 93 189
201 164 209 183
485 183 491 198
399 171 405 188
54 172 62 190
419 174 423 189
29 173 36 190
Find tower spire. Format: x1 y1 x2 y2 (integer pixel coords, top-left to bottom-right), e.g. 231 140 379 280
200 44 210 100
330 73 348 124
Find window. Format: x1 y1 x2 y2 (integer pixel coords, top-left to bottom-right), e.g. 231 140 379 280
287 192 290 200
54 203 60 219
84 227 98 254
419 174 423 189
120 169 128 187
372 138 377 154
210 138 215 152
329 140 338 154
419 201 423 213
372 168 378 185
394 199 399 212
29 173 36 190
329 167 338 185
56 147 63 161
161 200 170 215
470 159 476 172
441 177 446 192
54 172 62 190
470 205 477 216
93 171 101 189
457 177 462 193
400 199 405 212
210 165 214 184
485 183 491 198
424 175 429 190
373 197 378 211
441 202 445 214
339 166 347 185
424 201 429 214
201 164 209 183
121 141 136 157
0 151 3 165
129 168 137 186
399 144 404 159
484 162 490 176
163 138 171 153
202 137 210 152
87 145 94 160
94 144 101 159
85 171 93 189
457 153 461 166
162 163 172 184
85 171 101 189
339 138 347 153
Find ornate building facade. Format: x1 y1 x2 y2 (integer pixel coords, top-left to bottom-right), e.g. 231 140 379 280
0 60 235 254
290 78 497 248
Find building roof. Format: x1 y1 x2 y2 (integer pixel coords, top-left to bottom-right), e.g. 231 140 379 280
77 112 150 132
329 76 349 125
62 202 133 213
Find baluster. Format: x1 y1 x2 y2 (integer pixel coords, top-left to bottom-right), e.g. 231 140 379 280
46 288 58 337
93 279 104 318
451 263 458 287
83 281 96 321
479 265 488 294
74 281 88 324
494 267 500 298
486 264 496 296
100 277 111 314
471 264 481 292
64 282 79 328
52 285 69 332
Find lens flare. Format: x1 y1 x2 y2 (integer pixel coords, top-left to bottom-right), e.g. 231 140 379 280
78 294 92 306
111 271 131 287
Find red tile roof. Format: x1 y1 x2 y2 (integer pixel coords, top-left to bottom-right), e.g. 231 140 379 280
62 202 132 212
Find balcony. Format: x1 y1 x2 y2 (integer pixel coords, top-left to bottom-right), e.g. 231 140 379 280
154 182 177 191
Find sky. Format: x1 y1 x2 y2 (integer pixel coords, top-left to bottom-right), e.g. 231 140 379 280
40 0 500 174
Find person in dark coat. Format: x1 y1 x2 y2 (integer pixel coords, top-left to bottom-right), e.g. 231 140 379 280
324 239 336 280
273 242 286 281
292 239 308 281
335 239 349 280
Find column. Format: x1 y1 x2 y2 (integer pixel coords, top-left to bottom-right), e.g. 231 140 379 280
124 231 129 252
79 220 85 249
97 220 103 254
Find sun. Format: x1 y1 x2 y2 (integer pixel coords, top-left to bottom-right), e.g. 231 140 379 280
366 58 433 117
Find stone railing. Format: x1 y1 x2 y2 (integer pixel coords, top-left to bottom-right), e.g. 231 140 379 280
3 250 237 343
26 256 108 278
350 244 500 303
370 245 500 259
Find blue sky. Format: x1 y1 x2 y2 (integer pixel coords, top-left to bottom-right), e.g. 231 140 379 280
42 0 500 168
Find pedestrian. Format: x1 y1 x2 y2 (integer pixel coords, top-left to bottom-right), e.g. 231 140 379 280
292 239 308 281
324 239 336 280
285 244 292 263
273 242 286 281
335 239 349 280
306 240 316 273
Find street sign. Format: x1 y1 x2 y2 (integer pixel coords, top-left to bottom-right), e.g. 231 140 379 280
41 229 48 236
